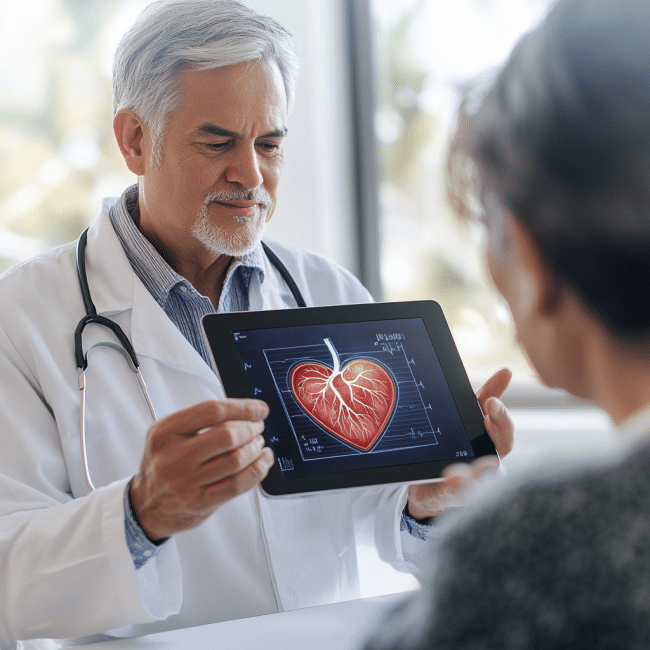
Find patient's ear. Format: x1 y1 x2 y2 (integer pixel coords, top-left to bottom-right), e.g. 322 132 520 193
508 214 562 320
113 109 147 176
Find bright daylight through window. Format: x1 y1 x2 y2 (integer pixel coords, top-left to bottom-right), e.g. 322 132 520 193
0 0 148 271
371 0 553 384
1 0 552 389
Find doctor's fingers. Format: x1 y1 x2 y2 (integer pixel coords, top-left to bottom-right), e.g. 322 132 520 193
483 396 514 458
475 368 514 459
475 367 512 407
408 464 474 515
197 442 275 492
142 419 266 486
410 458 499 515
200 446 274 505
435 457 500 504
146 399 269 445
145 433 272 504
184 419 268 465
441 455 499 485
187 429 271 485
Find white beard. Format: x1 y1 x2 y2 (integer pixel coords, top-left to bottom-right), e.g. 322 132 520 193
191 190 271 257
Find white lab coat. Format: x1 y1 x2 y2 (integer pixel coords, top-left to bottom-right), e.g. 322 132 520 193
0 198 413 648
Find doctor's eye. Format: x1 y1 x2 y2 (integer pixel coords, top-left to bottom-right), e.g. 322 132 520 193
257 141 283 155
205 141 231 151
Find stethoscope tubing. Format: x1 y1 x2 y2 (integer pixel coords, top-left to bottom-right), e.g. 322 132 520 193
75 226 306 491
78 342 158 491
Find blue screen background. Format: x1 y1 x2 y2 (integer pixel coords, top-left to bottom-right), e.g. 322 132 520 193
232 318 475 480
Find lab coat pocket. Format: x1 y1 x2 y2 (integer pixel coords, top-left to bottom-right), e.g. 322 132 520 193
257 489 361 611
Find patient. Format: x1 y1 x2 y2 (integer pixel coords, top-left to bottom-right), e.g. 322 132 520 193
364 0 650 647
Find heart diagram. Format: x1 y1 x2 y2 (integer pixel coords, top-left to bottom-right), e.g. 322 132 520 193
289 339 397 451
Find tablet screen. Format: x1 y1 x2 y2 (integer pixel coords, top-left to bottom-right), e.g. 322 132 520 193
230 317 475 482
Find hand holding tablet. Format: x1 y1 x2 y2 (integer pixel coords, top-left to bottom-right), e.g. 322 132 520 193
202 301 499 496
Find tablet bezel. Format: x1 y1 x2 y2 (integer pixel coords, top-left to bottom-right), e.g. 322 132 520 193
202 300 497 496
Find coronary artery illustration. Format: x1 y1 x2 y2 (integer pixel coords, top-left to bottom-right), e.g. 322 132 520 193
289 339 396 451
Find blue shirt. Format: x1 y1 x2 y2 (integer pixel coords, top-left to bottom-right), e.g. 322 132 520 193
109 185 265 369
108 185 433 570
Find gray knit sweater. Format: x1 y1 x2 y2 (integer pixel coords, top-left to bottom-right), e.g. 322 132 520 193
365 438 650 649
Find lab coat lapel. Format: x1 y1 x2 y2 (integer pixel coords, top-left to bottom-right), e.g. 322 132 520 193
82 209 298 396
129 280 219 384
84 200 219 387
248 244 299 311
84 198 135 315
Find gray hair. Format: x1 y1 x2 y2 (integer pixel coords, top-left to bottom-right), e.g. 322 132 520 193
112 0 299 166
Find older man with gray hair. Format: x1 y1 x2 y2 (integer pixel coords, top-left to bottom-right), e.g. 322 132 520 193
0 1 513 646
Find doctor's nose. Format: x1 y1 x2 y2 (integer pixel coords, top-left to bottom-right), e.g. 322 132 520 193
224 144 264 189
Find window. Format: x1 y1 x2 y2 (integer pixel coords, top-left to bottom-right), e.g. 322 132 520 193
2 0 573 396
0 0 357 278
369 0 554 384
0 1 151 273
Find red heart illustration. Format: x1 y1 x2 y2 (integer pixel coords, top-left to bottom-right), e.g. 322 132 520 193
290 358 396 451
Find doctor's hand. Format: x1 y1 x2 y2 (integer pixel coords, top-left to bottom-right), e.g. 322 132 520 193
129 399 273 542
406 367 514 521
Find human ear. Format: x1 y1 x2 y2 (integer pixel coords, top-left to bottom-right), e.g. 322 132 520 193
113 109 147 176
508 214 562 319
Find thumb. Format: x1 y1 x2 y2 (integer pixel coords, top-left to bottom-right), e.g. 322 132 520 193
484 396 514 458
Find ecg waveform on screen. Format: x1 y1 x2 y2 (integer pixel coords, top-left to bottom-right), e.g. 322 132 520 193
262 338 441 462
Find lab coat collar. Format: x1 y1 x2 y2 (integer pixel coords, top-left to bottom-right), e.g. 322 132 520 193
83 198 297 383
107 184 267 313
249 239 301 311
85 197 134 315
84 198 219 384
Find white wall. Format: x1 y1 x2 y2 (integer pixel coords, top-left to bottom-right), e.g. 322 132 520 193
247 0 359 276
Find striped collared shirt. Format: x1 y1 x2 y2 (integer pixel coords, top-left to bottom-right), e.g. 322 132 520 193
108 184 265 369
108 184 265 568
108 185 433 567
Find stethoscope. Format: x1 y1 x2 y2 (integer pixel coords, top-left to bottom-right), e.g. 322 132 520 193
75 226 306 491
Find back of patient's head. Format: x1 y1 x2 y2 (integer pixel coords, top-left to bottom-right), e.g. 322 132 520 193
449 0 650 344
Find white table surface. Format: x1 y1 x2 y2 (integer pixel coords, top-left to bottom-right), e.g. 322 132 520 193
66 593 409 650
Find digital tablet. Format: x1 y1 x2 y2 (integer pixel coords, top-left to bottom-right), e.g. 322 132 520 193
202 300 497 497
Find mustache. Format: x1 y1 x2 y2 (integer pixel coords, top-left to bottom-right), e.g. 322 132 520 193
204 188 272 207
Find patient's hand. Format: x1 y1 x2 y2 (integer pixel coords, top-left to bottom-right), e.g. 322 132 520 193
406 368 514 520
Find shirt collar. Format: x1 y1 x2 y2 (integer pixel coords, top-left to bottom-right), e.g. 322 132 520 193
108 184 266 304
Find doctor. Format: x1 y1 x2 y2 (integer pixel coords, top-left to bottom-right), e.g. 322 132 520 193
0 0 513 647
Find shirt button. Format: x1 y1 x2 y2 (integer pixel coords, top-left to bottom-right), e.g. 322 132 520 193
143 550 152 557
